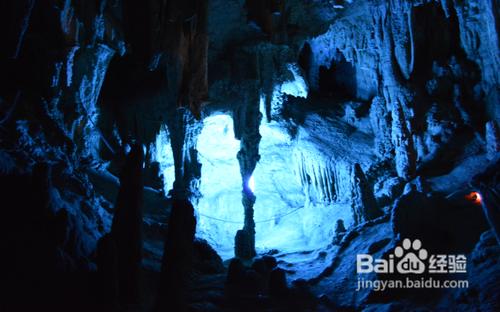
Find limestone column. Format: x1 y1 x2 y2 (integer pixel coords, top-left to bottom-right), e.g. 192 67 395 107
233 85 262 259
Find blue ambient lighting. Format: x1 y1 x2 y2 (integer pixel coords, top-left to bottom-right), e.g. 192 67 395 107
154 113 342 259
248 175 255 193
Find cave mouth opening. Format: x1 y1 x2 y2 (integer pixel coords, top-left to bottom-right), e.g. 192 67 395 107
194 113 343 260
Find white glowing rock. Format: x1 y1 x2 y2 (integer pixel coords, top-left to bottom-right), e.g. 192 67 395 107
154 126 175 194
196 114 242 257
155 112 366 260
248 175 255 193
281 63 308 98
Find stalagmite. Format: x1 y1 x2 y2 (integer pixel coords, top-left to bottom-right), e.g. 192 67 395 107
374 4 417 180
351 163 382 224
332 219 346 245
391 100 416 180
156 199 196 311
110 142 144 305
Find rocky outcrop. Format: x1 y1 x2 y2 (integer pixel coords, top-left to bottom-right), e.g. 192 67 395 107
306 0 499 182
332 219 347 245
293 112 375 205
453 0 500 120
390 99 416 180
291 111 378 228
351 163 382 224
485 121 500 160
192 238 224 274
472 158 500 245
391 182 438 243
245 0 287 42
435 230 500 311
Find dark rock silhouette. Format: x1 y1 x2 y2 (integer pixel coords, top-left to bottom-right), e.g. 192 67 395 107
472 158 500 245
155 199 196 311
109 143 144 305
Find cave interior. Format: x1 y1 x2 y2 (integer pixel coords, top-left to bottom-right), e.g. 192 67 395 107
0 0 499 311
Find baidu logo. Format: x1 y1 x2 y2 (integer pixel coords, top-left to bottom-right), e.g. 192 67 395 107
394 238 428 274
356 238 469 291
356 238 466 275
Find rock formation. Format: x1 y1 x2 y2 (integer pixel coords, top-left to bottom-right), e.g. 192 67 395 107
0 0 499 310
110 142 144 305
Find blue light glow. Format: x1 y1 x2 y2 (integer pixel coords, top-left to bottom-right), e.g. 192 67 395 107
196 114 242 258
154 113 346 259
195 113 314 258
248 175 255 193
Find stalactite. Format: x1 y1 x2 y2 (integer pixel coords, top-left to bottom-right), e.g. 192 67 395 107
166 107 202 202
389 0 414 80
374 5 416 180
369 96 393 159
160 0 209 119
293 150 341 203
245 0 287 42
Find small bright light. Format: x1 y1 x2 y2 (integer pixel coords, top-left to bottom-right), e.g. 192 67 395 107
465 191 482 205
248 175 255 193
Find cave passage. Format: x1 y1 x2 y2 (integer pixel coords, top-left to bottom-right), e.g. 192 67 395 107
195 113 308 259
162 112 342 259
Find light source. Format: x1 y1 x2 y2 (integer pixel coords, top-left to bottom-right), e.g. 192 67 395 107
248 175 255 193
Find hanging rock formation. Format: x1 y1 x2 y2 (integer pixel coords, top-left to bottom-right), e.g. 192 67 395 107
166 108 202 201
158 0 209 118
370 96 393 159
